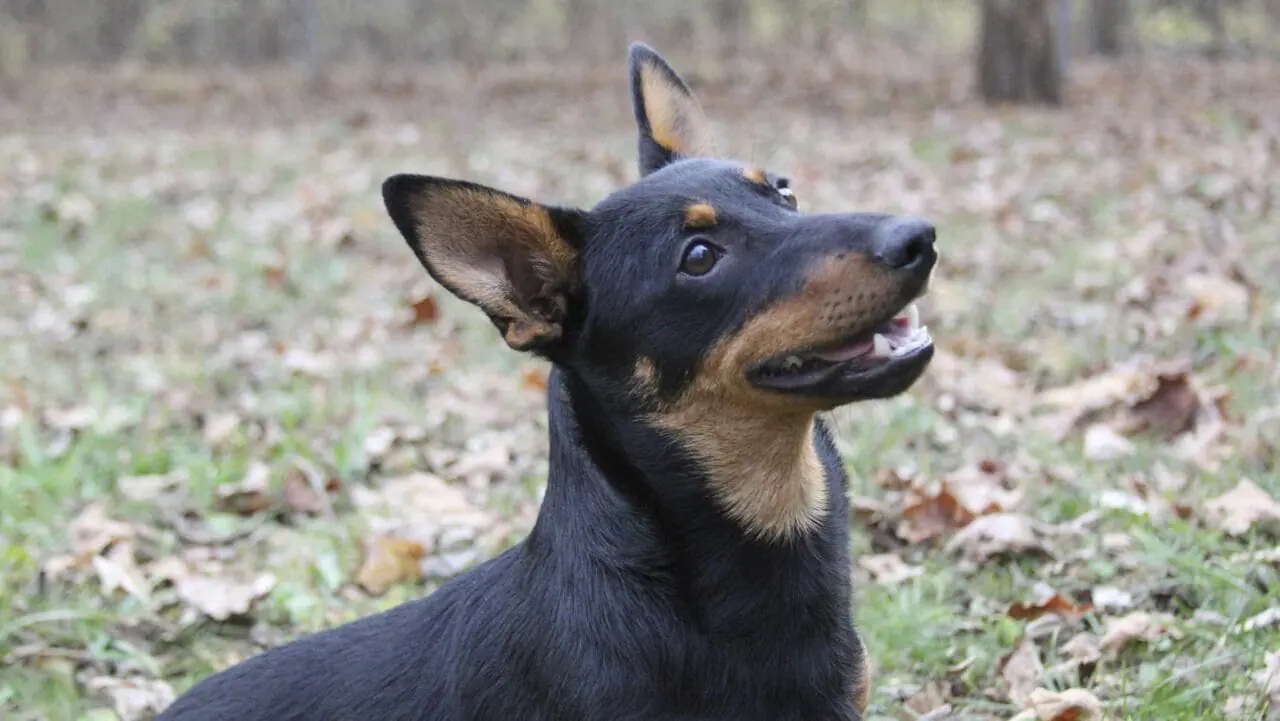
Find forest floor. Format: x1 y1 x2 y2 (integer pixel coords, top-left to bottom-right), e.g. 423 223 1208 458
1 48 1278 720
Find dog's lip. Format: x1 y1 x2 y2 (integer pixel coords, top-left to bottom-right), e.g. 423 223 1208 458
752 300 927 371
746 294 933 395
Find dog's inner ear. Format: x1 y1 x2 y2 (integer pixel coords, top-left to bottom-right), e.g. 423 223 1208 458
383 175 584 352
629 44 716 176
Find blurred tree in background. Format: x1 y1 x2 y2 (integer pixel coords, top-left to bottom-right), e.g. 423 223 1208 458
1 0 1278 99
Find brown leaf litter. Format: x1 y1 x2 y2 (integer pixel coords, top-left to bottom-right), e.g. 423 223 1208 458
1204 480 1280 536
1008 687 1103 721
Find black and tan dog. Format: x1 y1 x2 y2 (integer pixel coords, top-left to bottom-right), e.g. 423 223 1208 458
158 43 936 721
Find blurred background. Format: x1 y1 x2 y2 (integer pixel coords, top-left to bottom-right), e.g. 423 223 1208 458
3 0 1280 72
2 2 1278 720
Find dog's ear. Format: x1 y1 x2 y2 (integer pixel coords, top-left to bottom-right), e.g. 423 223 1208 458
628 43 716 177
382 174 585 353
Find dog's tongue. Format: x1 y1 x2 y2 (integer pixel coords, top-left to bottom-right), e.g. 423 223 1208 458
812 338 876 362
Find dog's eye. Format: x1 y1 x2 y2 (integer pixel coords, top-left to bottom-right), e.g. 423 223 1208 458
679 240 719 276
777 186 797 209
775 178 798 209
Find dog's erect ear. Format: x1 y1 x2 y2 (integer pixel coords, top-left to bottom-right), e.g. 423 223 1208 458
628 43 716 177
382 174 586 352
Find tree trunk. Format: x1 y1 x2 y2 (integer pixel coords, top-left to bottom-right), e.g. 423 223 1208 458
1087 0 1130 56
1199 0 1227 57
977 0 1064 105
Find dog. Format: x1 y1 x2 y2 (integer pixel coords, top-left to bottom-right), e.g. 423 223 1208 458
156 43 937 721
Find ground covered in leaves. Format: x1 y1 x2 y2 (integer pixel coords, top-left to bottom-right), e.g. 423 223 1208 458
1 51 1278 720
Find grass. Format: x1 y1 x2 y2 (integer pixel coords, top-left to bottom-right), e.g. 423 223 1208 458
1 49 1278 720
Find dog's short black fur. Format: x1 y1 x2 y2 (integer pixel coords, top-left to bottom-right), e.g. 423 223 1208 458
157 44 937 721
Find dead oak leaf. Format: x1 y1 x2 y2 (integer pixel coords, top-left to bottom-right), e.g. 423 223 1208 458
897 482 975 544
944 512 1047 563
280 467 340 516
1100 611 1179 654
90 542 149 603
1009 687 1103 721
520 367 548 391
903 680 951 715
69 503 139 558
1000 635 1045 706
86 676 175 721
947 461 1024 515
174 571 277 621
1241 607 1280 634
858 553 922 586
1121 370 1201 439
355 536 427 596
1205 480 1280 536
1253 650 1280 710
406 294 439 326
1008 593 1093 622
1061 633 1102 667
44 503 146 580
215 460 275 516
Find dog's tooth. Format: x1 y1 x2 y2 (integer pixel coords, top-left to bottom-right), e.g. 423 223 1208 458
905 303 920 330
873 333 892 357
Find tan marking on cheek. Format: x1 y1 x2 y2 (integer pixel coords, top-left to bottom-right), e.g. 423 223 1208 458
643 252 905 540
683 203 717 229
741 167 768 185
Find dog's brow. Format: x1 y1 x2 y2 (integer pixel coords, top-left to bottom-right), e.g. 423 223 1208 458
683 203 717 229
741 167 768 185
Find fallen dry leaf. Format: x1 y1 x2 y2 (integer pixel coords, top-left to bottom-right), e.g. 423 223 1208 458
944 512 1046 563
1253 650 1280 711
202 411 242 447
90 542 149 603
858 553 923 586
216 460 275 516
897 483 976 544
1013 687 1103 721
1089 586 1134 614
1123 370 1201 438
1183 272 1250 326
363 425 399 459
520 367 548 391
86 675 175 721
1000 635 1045 706
1242 607 1280 634
1008 593 1093 621
946 461 1024 515
1204 480 1280 536
1100 611 1178 653
407 294 439 326
1083 423 1134 461
69 503 139 558
1061 633 1102 667
173 570 277 621
116 472 180 501
355 536 427 595
280 467 340 516
903 680 951 715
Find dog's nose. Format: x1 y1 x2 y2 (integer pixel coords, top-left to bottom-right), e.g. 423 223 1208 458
871 217 936 271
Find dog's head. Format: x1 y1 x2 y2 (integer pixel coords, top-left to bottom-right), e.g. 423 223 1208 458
383 44 937 540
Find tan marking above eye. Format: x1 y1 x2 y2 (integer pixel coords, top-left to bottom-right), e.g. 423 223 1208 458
683 203 718 229
741 167 768 185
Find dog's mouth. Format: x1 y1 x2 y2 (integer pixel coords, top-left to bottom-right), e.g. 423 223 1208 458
749 301 933 399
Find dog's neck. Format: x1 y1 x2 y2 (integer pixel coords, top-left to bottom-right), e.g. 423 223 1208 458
527 366 853 634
